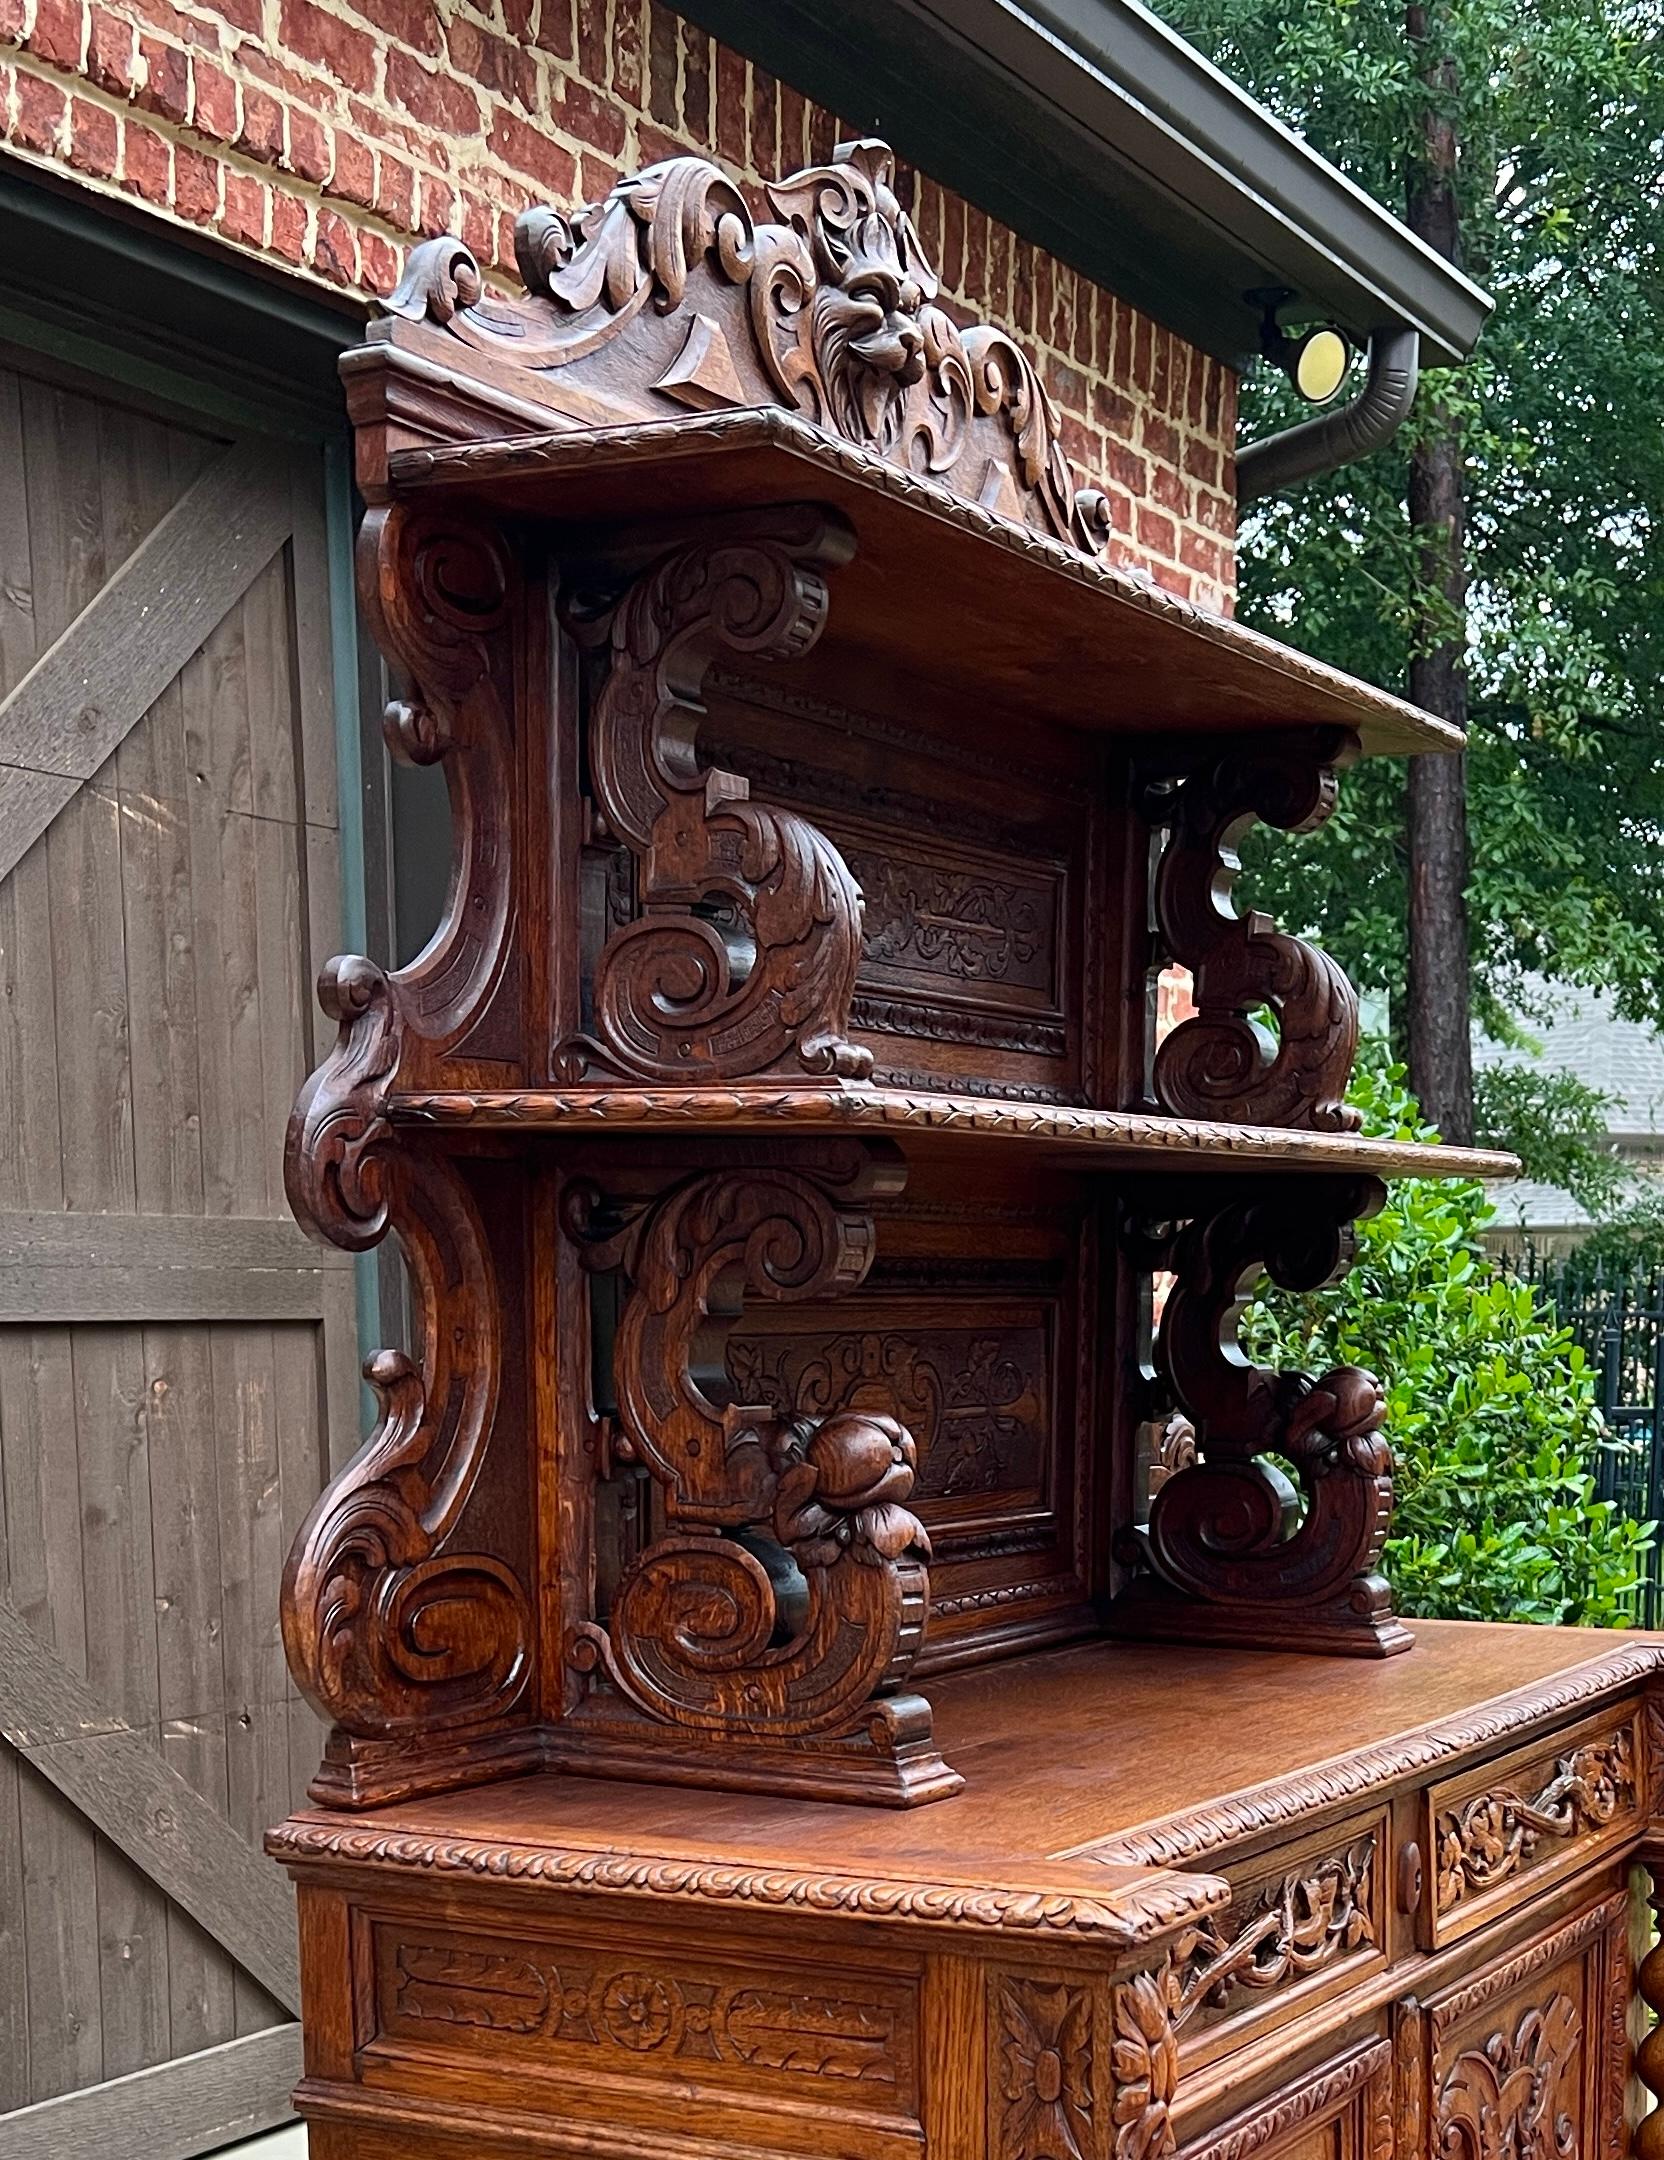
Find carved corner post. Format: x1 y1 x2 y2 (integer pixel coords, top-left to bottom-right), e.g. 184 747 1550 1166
1111 1174 1412 1657
989 1953 1182 2160
280 502 540 1808
554 1139 962 1806
1144 729 1362 1132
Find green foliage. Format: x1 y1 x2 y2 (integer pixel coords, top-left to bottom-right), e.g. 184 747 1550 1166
1242 1060 1652 1624
1166 0 1664 1051
1564 1183 1664 1274
1471 1062 1623 1213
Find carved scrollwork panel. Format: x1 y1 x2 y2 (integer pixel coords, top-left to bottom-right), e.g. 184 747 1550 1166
1148 732 1361 1132
1434 1991 1581 2160
569 1156 951 1769
563 515 872 1085
1434 1729 1637 1909
387 138 1108 554
281 1143 531 1747
1124 1177 1408 1652
1174 1836 1376 2028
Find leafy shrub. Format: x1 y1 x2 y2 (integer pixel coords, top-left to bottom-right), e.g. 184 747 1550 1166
1241 1059 1651 1626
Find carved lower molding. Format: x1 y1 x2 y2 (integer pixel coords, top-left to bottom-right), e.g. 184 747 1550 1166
566 1147 960 1805
1147 733 1361 1132
1179 2040 1392 2160
1434 1728 1637 1908
1114 1178 1410 1657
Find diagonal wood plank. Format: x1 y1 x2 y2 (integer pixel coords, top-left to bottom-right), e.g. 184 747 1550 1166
0 436 294 879
0 2023 300 2159
0 1597 301 2012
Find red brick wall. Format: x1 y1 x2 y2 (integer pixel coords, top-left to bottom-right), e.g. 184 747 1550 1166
0 0 1238 607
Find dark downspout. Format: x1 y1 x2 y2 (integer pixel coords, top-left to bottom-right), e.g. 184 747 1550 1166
1235 325 1419 508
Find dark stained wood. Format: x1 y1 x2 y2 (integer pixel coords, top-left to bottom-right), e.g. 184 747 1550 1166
276 125 1640 2160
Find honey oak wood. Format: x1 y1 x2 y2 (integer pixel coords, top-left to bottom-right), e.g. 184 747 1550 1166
276 125 1638 2160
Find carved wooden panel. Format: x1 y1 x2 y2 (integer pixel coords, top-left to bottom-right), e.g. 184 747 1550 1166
369 1919 920 2117
725 1172 1094 1671
989 1961 1180 2160
1424 1707 1641 1944
1416 1893 1624 2160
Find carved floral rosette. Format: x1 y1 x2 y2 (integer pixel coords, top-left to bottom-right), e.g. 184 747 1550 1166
566 1147 960 1802
280 502 536 1802
385 137 1109 555
1122 1176 1409 1656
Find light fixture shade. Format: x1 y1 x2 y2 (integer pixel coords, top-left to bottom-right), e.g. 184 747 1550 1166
1291 326 1353 404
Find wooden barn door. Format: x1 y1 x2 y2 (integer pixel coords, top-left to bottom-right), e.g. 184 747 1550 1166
0 345 362 2154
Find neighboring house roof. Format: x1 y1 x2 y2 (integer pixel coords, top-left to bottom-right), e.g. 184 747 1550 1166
1475 979 1664 1233
680 0 1493 368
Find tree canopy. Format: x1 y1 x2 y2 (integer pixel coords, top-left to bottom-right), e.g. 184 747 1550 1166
1169 0 1664 1102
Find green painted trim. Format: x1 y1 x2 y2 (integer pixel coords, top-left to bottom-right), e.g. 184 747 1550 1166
323 435 380 1424
0 296 321 441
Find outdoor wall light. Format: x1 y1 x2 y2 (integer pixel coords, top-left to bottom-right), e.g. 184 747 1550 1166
1249 288 1358 405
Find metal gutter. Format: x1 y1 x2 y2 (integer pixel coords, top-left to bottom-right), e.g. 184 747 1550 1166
679 0 1492 368
1237 326 1420 506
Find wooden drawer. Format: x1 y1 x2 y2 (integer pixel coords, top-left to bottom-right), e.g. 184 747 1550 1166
1173 1810 1389 2072
1422 1705 1642 1946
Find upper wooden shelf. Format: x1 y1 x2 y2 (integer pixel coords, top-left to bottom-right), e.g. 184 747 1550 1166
390 1080 1517 1180
386 408 1458 758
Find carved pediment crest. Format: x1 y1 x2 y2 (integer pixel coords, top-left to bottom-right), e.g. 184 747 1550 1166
387 138 1109 555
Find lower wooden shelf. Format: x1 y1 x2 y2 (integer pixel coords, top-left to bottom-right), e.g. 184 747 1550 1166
270 1620 1661 2160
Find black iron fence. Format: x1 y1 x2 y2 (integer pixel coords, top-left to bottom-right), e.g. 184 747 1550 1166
1500 1246 1664 1624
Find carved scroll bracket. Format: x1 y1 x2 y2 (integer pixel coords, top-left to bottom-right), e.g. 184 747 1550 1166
1147 731 1362 1132
558 508 874 1087
1114 1177 1411 1657
564 1143 961 1804
279 503 533 1808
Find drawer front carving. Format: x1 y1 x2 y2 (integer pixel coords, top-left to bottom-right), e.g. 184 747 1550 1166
1427 1708 1640 1940
1174 1818 1386 2063
370 1921 919 2116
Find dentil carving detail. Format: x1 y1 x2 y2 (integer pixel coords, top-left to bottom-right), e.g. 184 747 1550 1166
1149 732 1361 1132
1435 1730 1636 1907
561 512 872 1085
388 138 1109 554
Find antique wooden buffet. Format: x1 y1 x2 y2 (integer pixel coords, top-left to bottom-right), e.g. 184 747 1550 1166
268 137 1664 2160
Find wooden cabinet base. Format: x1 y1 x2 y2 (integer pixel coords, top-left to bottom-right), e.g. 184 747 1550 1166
271 1620 1663 2160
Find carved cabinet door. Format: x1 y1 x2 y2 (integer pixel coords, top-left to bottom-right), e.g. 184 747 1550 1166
1396 1892 1629 2160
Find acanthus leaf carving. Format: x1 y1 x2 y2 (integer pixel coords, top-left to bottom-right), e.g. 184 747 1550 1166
386 138 1107 555
1127 1178 1408 1652
1434 1991 1581 2160
1149 732 1361 1132
1174 1837 1376 2026
562 512 872 1086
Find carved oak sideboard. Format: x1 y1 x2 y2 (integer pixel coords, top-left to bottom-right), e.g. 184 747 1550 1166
268 136 1664 2160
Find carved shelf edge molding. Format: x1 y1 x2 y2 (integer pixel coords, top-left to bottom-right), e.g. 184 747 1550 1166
281 501 535 1808
387 1082 1518 1179
263 1819 1229 1948
1148 730 1362 1133
1083 1648 1664 1867
559 507 871 1085
563 1143 961 1806
1177 2040 1392 2160
385 137 1109 557
1174 1836 1376 2028
1117 1176 1410 1657
1434 1727 1638 1909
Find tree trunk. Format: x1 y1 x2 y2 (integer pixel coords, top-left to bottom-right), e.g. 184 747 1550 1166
1404 2 1474 1143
